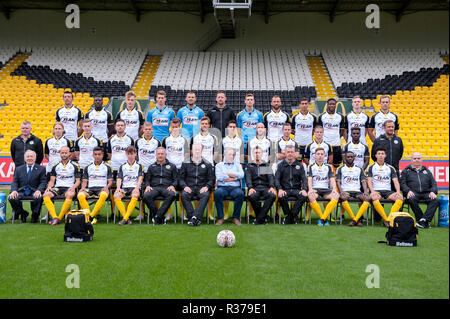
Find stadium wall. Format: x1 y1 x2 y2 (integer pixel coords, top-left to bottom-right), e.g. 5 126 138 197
0 10 448 54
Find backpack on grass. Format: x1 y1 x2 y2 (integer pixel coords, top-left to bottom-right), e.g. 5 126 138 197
64 210 94 242
379 212 418 247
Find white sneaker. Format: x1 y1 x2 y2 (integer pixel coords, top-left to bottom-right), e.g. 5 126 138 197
134 215 144 221
41 214 48 222
165 213 172 221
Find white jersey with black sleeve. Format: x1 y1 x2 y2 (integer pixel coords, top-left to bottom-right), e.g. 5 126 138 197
367 162 398 192
369 111 399 139
162 135 189 169
44 137 73 173
308 163 334 190
318 112 345 147
335 164 366 193
83 161 113 188
135 137 161 172
292 112 317 146
263 110 290 142
50 161 81 188
116 108 145 141
84 108 114 143
342 141 369 169
345 111 370 144
117 161 145 189
73 135 103 169
107 134 134 171
55 106 83 141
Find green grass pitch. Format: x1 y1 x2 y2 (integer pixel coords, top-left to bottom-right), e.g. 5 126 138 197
0 189 448 299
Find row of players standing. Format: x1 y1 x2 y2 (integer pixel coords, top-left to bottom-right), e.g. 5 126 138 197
9 90 408 226
35 90 401 173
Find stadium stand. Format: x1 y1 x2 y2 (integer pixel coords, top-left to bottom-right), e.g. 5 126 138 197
324 48 448 99
150 49 317 112
131 56 162 99
0 46 448 161
25 47 146 86
0 47 150 152
305 56 337 100
0 46 20 67
9 47 148 98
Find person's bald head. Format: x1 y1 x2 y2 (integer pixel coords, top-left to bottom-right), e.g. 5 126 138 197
59 146 71 161
411 152 423 168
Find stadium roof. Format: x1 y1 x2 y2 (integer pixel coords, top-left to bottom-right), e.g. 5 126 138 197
0 0 449 23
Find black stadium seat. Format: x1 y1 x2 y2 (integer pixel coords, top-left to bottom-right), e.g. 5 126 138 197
11 62 130 98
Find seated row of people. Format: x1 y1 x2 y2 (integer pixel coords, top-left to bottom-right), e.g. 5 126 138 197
9 142 437 229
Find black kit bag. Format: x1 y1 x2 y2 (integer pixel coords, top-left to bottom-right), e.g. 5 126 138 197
378 212 418 247
64 210 94 242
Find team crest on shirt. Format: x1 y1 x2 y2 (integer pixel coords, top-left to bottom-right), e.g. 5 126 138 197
394 140 398 144
166 165 171 169
423 171 427 174
296 165 300 169
201 164 205 168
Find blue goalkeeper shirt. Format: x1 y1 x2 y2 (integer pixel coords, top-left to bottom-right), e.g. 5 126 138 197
146 105 175 142
176 105 204 140
236 107 263 144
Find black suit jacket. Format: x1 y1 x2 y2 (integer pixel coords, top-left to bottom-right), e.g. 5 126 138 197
10 164 47 193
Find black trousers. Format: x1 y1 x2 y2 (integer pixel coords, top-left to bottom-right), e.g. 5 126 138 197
407 192 439 223
248 188 276 223
8 192 43 219
278 189 307 219
143 187 176 219
180 187 210 220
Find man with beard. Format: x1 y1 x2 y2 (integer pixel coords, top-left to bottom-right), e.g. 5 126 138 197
263 95 290 143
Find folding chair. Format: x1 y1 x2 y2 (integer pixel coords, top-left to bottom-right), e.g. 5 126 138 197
402 199 438 227
368 199 394 226
244 191 277 224
179 192 212 224
335 198 370 226
211 189 245 224
43 195 77 223
112 196 144 224
10 197 43 224
275 195 306 225
87 195 111 223
303 198 339 225
145 195 179 224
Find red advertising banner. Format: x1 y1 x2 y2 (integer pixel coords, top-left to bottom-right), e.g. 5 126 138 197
0 156 48 184
0 156 448 189
399 160 449 190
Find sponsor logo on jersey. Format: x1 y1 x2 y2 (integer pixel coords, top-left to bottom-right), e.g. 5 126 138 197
125 119 138 126
49 148 60 156
153 118 169 126
350 122 365 128
312 175 329 182
140 149 155 156
296 123 313 130
243 120 258 129
343 175 360 184
323 122 339 129
113 145 127 152
373 174 390 184
184 116 198 125
269 121 285 129
90 174 107 181
60 117 77 124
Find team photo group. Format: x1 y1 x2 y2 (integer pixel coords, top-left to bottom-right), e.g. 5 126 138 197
8 89 439 229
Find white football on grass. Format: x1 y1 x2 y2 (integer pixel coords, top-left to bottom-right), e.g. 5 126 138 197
217 230 235 248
